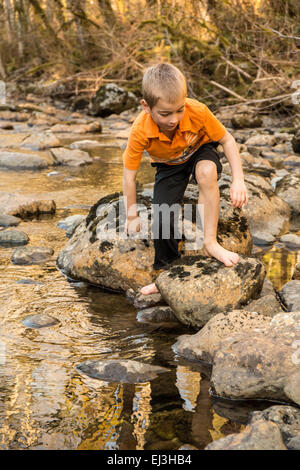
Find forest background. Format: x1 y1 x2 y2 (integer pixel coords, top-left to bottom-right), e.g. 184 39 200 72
0 0 299 116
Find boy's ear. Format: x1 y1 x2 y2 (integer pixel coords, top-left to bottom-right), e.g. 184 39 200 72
141 99 151 114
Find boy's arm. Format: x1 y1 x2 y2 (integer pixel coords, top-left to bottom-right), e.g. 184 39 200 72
218 130 249 208
123 167 140 234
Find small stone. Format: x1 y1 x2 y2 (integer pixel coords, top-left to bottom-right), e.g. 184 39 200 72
279 280 300 311
11 246 54 265
0 214 21 227
280 233 300 248
50 147 92 166
57 215 85 238
22 314 60 328
0 229 29 246
137 306 179 325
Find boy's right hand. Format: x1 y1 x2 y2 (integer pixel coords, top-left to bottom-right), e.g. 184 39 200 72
125 216 141 235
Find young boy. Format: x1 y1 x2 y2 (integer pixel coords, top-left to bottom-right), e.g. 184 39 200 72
123 63 248 295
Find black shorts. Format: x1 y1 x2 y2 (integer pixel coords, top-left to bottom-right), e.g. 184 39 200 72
151 142 222 182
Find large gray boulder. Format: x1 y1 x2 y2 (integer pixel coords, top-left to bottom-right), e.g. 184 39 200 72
210 312 300 406
89 84 138 117
275 174 300 215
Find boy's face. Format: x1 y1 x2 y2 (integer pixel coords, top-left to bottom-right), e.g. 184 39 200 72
142 96 186 134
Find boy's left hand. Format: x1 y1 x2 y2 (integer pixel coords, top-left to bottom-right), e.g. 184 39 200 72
230 180 249 208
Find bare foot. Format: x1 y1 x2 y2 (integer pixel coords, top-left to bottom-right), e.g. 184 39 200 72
140 283 159 295
203 241 240 267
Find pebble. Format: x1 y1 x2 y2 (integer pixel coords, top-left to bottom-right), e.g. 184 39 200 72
22 314 60 328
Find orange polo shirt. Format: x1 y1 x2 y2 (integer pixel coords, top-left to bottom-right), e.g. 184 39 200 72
123 98 226 170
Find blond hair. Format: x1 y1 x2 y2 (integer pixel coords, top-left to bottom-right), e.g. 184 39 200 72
142 63 187 108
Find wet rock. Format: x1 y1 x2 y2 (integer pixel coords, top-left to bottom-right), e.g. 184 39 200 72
50 122 102 134
260 278 276 296
0 229 29 246
178 444 198 450
15 278 43 285
210 311 300 404
0 193 56 218
137 306 179 325
89 83 138 117
279 233 300 248
245 134 276 147
244 294 283 317
205 420 286 450
22 314 60 328
50 147 92 166
252 232 276 245
156 256 265 328
0 150 51 170
279 281 300 311
173 310 271 364
76 359 169 383
231 114 263 129
11 246 54 265
220 172 291 240
69 140 106 150
275 174 300 215
133 292 166 309
20 132 61 150
249 405 300 449
57 186 252 292
0 214 21 227
57 215 85 237
292 262 300 280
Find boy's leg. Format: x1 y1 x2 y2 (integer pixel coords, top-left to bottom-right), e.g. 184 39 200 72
140 162 190 295
195 160 240 266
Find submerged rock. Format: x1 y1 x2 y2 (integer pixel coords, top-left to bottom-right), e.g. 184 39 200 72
0 150 52 170
137 306 179 325
76 359 169 383
22 314 60 328
50 147 92 166
155 256 265 328
11 246 54 265
57 215 86 238
210 311 300 405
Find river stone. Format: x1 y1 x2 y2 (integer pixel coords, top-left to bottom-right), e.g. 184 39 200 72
57 215 86 237
0 214 21 227
20 132 61 150
11 246 54 265
133 292 166 309
89 83 138 117
205 420 286 450
284 373 300 410
50 122 102 134
231 114 263 129
172 310 271 364
22 314 60 328
0 133 30 148
0 229 29 246
0 150 50 169
245 134 276 147
56 185 252 292
69 140 107 150
219 172 291 240
155 256 265 328
279 233 300 248
275 174 300 215
279 281 300 311
292 128 300 153
210 312 300 404
292 262 300 280
137 306 179 325
249 405 300 449
50 147 92 166
243 294 283 318
0 192 56 218
76 359 169 383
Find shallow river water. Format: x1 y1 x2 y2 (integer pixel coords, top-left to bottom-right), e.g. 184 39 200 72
0 126 299 450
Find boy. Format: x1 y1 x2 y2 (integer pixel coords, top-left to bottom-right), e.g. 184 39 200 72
123 63 248 295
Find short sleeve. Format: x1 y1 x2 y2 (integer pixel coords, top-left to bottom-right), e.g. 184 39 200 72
203 105 226 142
123 124 148 171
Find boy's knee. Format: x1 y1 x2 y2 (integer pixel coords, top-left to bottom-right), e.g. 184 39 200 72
195 161 218 185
